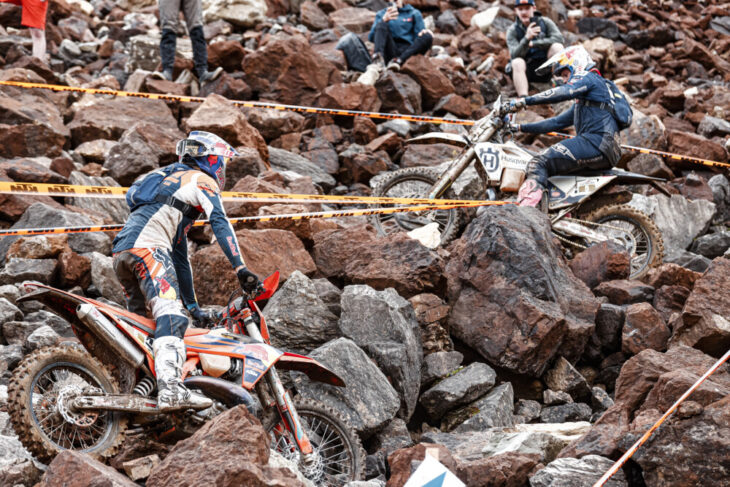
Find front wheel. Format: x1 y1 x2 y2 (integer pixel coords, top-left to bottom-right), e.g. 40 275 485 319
264 398 365 486
7 345 127 464
584 204 664 279
370 166 462 247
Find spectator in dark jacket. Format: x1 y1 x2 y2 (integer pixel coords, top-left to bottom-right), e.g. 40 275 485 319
506 0 564 96
357 0 433 85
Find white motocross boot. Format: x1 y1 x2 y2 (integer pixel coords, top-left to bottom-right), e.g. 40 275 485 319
153 336 213 412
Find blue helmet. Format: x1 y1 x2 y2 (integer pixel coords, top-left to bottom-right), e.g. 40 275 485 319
175 131 238 190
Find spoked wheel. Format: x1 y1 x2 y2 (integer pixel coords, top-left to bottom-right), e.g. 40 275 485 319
371 166 462 246
264 398 365 486
585 204 665 279
8 345 127 463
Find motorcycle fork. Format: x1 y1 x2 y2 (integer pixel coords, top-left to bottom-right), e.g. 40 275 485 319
428 146 477 199
243 312 314 459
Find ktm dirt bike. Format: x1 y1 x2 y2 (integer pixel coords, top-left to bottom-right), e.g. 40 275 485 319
8 272 364 486
371 96 667 279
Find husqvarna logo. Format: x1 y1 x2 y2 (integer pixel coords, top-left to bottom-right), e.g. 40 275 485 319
478 147 500 171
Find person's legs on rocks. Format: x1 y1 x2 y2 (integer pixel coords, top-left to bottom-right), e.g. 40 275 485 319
511 57 529 97
390 32 432 69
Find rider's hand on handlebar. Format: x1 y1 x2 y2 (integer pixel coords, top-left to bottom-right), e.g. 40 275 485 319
237 266 262 295
508 98 526 113
189 304 219 328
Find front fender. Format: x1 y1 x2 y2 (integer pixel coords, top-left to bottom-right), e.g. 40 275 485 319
275 352 346 387
407 132 469 147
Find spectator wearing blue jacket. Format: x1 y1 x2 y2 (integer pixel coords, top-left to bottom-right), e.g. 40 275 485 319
357 0 433 85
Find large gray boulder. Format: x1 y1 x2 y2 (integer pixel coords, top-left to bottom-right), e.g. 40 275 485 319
0 298 22 325
68 172 129 223
0 203 111 264
0 258 57 285
447 382 515 433
263 271 340 355
629 193 715 258
338 285 422 420
0 435 45 486
529 455 627 487
87 253 125 304
268 147 336 190
419 362 496 421
293 338 399 437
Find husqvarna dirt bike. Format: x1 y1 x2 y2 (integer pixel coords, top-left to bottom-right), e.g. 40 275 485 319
8 272 364 485
371 96 667 279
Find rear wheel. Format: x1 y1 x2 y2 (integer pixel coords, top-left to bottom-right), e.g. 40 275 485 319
371 167 462 246
8 345 127 463
585 204 664 279
264 398 365 486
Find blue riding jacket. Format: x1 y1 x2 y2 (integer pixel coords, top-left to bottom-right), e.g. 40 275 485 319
520 70 622 165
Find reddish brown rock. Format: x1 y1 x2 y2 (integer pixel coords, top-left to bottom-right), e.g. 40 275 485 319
352 116 378 145
401 55 456 109
626 153 675 180
457 452 542 487
207 40 246 72
669 258 730 357
652 284 690 322
401 143 462 168
621 302 670 355
318 82 381 112
328 7 375 33
366 132 402 155
226 147 269 187
38 450 137 487
68 97 177 146
57 250 91 288
667 130 728 163
433 93 472 118
300 0 330 31
255 203 334 242
593 279 654 305
50 157 75 178
191 228 315 306
244 108 305 141
197 72 252 101
312 224 378 278
569 241 630 289
7 235 69 260
147 406 305 487
560 346 730 459
0 87 69 158
144 78 189 96
184 94 269 163
0 158 67 184
642 263 702 290
339 150 389 184
445 207 599 377
375 70 422 115
225 175 287 218
387 443 460 487
343 232 445 298
243 37 341 106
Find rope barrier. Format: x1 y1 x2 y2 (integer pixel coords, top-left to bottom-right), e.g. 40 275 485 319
0 200 504 237
593 348 730 486
0 181 494 206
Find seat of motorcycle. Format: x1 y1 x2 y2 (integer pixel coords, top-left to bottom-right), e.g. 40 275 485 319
184 327 210 337
563 168 665 181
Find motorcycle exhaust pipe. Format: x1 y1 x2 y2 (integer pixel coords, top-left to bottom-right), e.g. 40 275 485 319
184 376 261 418
77 303 145 369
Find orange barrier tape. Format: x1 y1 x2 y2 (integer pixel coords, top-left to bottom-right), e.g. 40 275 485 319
0 181 494 206
0 201 505 237
593 347 730 486
1 80 725 169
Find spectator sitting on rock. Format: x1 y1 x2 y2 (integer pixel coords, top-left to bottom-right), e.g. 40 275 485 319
506 0 564 97
0 0 48 61
154 0 222 84
357 0 433 86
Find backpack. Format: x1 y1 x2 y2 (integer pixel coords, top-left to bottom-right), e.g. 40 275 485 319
602 78 633 131
126 163 202 219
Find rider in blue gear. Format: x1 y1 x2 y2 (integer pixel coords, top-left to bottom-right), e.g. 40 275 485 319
509 45 623 209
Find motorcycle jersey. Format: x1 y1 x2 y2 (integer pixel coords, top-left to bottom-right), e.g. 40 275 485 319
520 70 622 165
113 165 244 306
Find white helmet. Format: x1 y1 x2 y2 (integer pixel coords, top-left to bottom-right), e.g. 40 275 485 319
536 45 595 80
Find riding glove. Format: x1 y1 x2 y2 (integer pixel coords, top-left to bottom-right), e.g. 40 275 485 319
188 304 218 327
237 267 262 294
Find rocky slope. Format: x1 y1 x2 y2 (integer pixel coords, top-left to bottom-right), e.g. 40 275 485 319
0 0 729 485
